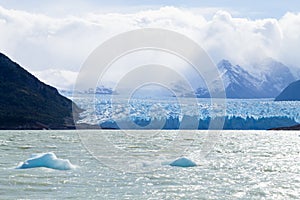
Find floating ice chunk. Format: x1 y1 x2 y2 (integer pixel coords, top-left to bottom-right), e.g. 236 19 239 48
16 152 74 170
169 157 197 167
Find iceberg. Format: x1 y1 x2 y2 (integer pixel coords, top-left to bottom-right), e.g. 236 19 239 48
169 157 197 167
16 152 74 170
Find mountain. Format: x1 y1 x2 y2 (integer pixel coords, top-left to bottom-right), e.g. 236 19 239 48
195 59 295 99
85 86 116 95
0 53 82 129
275 80 300 101
216 60 261 98
252 58 296 97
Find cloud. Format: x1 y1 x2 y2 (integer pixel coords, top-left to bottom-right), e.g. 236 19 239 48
199 11 283 67
32 69 78 90
0 6 300 89
278 12 300 68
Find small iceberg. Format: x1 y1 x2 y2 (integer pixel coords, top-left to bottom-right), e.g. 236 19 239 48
16 152 74 170
169 157 197 167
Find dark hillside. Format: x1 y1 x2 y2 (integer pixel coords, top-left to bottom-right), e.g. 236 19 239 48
0 52 81 129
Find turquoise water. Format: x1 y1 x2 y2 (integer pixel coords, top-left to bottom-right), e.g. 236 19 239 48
0 130 300 199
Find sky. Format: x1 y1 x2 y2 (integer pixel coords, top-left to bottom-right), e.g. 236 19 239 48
0 1 300 89
1 0 300 18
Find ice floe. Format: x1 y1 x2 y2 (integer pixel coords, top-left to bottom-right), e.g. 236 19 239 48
16 152 75 170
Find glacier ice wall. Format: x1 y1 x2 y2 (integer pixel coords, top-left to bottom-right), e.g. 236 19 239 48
74 95 300 130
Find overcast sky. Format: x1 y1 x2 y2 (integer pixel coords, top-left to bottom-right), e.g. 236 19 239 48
0 1 300 89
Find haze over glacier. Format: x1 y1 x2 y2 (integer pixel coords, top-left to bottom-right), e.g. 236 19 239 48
68 58 297 99
194 58 296 98
1 5 300 91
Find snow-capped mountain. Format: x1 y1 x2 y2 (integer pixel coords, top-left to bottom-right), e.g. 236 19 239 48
252 58 296 97
195 59 296 98
61 58 295 99
216 60 261 98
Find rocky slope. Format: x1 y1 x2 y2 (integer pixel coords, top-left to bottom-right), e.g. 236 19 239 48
0 52 81 129
275 80 300 101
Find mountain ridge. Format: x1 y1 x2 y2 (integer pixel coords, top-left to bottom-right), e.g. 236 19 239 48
57 58 297 100
275 80 300 101
194 59 296 99
0 52 81 129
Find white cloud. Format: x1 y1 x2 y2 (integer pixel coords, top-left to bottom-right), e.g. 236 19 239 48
32 69 78 90
199 11 283 68
1 6 300 89
278 12 300 68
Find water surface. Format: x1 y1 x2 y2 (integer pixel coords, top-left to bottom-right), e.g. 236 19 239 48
0 130 299 199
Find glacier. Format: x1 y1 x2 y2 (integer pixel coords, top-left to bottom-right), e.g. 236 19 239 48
99 116 297 130
16 152 75 170
74 95 300 130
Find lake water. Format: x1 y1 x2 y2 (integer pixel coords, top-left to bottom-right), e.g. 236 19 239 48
1 130 299 199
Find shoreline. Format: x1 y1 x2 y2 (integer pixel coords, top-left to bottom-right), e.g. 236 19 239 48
268 124 300 130
0 123 101 130
1 124 300 130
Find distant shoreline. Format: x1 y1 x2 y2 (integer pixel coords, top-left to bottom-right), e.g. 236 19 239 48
269 124 300 130
0 123 100 130
1 124 300 130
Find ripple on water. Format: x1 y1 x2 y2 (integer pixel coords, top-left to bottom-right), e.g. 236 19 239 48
0 130 299 199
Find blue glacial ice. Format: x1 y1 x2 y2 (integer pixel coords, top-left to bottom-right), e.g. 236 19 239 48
16 152 74 170
169 157 197 167
75 96 300 130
